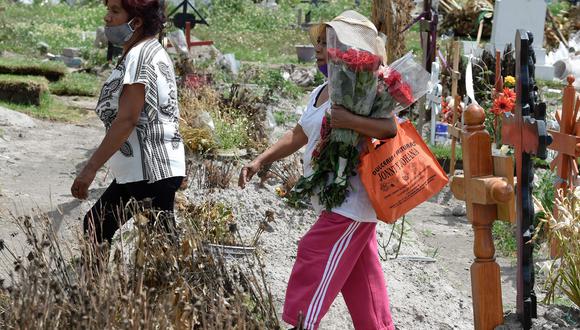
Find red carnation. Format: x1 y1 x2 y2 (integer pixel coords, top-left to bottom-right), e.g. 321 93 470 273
340 48 357 65
384 69 402 88
340 48 381 72
390 83 414 105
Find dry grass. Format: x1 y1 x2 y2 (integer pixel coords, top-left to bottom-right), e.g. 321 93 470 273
188 160 237 190
181 200 237 246
179 87 221 126
0 200 280 329
262 154 303 195
534 187 580 308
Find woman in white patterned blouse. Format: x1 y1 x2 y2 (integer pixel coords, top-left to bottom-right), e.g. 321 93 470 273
71 0 185 246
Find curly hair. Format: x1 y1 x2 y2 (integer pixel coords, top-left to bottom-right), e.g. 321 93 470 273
107 0 166 37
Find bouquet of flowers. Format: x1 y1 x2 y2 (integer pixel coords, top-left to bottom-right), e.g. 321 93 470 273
293 28 430 210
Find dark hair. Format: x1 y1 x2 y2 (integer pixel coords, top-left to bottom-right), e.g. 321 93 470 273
108 0 166 37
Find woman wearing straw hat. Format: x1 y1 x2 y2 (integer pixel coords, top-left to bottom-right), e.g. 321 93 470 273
239 10 396 330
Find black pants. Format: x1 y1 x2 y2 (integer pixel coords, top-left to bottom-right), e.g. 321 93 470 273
83 176 184 244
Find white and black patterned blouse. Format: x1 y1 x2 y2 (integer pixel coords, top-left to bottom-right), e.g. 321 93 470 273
95 39 185 184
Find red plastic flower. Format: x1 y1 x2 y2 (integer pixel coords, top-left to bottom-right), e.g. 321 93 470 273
491 95 514 115
390 83 414 105
503 88 516 102
384 69 402 88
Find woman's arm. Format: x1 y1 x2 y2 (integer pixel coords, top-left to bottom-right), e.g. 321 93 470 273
330 105 397 139
71 84 145 199
238 124 308 188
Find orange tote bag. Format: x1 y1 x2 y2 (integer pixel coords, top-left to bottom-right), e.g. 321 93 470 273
359 120 448 224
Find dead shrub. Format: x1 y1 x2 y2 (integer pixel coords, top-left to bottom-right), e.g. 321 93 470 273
534 187 580 308
0 201 280 329
189 159 236 190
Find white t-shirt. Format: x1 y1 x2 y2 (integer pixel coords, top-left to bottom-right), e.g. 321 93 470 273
298 83 378 223
95 39 185 184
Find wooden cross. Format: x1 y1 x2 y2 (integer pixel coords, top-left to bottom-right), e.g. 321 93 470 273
500 30 552 330
450 104 515 330
548 75 580 189
448 40 462 175
547 75 580 256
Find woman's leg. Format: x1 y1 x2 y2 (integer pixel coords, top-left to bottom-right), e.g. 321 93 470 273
282 211 377 330
83 180 131 245
341 230 394 330
124 176 183 234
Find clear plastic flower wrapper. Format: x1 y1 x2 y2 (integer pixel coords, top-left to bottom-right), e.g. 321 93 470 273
371 52 432 118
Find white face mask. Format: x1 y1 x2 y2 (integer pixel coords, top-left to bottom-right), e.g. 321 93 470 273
105 18 135 46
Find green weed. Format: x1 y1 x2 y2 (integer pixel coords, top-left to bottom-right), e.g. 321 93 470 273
428 143 463 161
212 109 250 150
492 221 517 257
0 1 105 57
273 110 298 126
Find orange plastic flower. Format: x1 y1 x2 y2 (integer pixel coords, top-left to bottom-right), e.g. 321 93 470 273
491 95 514 115
503 88 516 102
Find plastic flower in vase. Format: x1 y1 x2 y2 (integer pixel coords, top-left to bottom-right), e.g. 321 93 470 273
503 87 516 103
490 88 516 144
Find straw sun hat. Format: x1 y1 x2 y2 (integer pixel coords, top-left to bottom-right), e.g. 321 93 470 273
309 10 387 63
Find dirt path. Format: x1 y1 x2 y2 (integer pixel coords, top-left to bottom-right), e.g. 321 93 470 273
0 105 110 269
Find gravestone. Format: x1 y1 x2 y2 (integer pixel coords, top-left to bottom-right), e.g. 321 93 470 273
491 0 554 80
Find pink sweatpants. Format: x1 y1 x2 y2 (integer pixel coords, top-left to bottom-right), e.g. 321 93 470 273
282 211 394 330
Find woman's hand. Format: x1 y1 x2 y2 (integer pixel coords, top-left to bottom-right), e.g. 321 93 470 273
238 125 308 189
238 160 262 189
71 166 97 200
330 105 357 129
